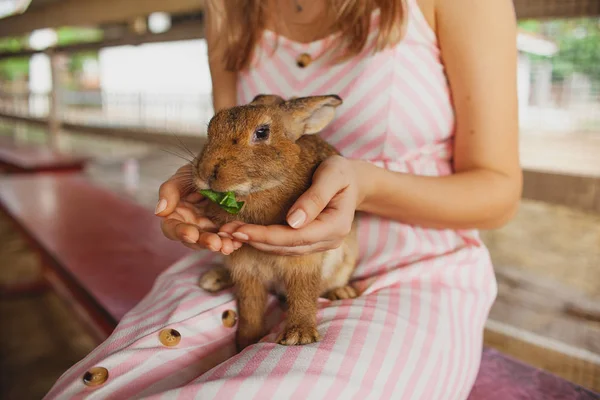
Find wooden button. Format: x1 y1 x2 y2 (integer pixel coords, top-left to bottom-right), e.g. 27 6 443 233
222 310 237 328
159 328 181 347
82 367 109 387
296 53 312 68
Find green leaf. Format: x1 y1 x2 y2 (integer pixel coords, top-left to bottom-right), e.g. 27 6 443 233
220 192 240 208
199 189 221 203
199 190 245 215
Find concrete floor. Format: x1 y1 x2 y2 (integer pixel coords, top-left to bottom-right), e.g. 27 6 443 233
0 122 599 398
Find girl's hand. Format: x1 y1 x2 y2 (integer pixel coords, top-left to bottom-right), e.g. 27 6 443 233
219 156 370 256
156 165 242 255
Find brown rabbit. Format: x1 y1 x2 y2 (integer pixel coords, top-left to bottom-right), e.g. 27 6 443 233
194 94 358 351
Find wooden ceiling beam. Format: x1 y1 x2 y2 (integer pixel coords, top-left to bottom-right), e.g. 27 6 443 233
514 0 600 19
0 20 204 60
0 0 205 37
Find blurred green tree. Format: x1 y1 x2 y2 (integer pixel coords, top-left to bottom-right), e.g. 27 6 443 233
0 57 29 81
56 27 102 46
519 18 600 82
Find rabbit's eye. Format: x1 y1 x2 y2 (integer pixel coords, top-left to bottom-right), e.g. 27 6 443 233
252 125 270 142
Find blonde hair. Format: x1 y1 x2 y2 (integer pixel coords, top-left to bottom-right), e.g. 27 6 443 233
207 0 407 71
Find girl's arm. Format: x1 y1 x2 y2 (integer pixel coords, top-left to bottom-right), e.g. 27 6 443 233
205 1 238 111
355 0 522 230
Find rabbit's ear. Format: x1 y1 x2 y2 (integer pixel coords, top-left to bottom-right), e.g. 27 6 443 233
251 94 285 106
283 95 343 139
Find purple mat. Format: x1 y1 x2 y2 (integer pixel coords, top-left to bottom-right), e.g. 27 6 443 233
469 348 599 399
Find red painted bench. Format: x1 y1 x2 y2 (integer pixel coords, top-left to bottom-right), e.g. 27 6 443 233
0 137 87 173
0 174 597 398
0 173 190 338
469 347 599 399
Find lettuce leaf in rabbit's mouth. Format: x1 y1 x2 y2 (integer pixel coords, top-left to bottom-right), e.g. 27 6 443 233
199 189 245 215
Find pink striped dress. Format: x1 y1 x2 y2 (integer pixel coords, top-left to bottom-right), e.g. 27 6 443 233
45 2 497 399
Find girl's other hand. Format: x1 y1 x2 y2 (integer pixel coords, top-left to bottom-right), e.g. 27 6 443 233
156 164 243 255
218 156 370 256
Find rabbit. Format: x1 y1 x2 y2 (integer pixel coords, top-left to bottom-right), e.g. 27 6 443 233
193 94 359 351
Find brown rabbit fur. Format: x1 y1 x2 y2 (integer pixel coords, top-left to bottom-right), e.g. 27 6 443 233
193 94 358 351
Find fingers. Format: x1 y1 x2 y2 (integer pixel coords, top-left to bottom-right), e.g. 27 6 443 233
217 222 244 253
246 239 341 255
161 218 224 251
230 222 333 248
176 230 242 255
175 222 203 244
224 201 354 253
218 221 246 236
156 164 195 216
174 206 218 232
198 231 222 252
182 242 208 251
220 237 234 255
161 218 191 241
286 159 349 229
240 224 304 246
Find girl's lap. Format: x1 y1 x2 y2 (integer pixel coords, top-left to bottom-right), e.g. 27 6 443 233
45 252 492 400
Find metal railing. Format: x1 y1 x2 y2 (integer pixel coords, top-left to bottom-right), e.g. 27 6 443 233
0 90 214 135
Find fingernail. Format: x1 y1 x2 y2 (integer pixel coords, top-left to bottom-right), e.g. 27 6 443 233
218 232 232 239
155 199 167 214
232 232 249 241
182 236 196 244
288 209 306 228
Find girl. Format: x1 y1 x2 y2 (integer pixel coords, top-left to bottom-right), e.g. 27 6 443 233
46 0 521 398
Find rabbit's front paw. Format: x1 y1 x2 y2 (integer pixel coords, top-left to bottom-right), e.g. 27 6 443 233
324 285 357 301
198 266 233 292
277 325 320 346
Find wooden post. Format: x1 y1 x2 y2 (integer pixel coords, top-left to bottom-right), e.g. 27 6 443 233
48 49 62 149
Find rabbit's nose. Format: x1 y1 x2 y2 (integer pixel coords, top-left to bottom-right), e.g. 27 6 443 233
208 163 220 184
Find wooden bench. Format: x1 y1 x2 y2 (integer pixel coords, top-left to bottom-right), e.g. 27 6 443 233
0 174 597 398
0 173 190 338
0 137 87 173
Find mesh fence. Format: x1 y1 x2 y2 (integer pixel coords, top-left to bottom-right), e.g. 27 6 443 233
0 89 214 135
